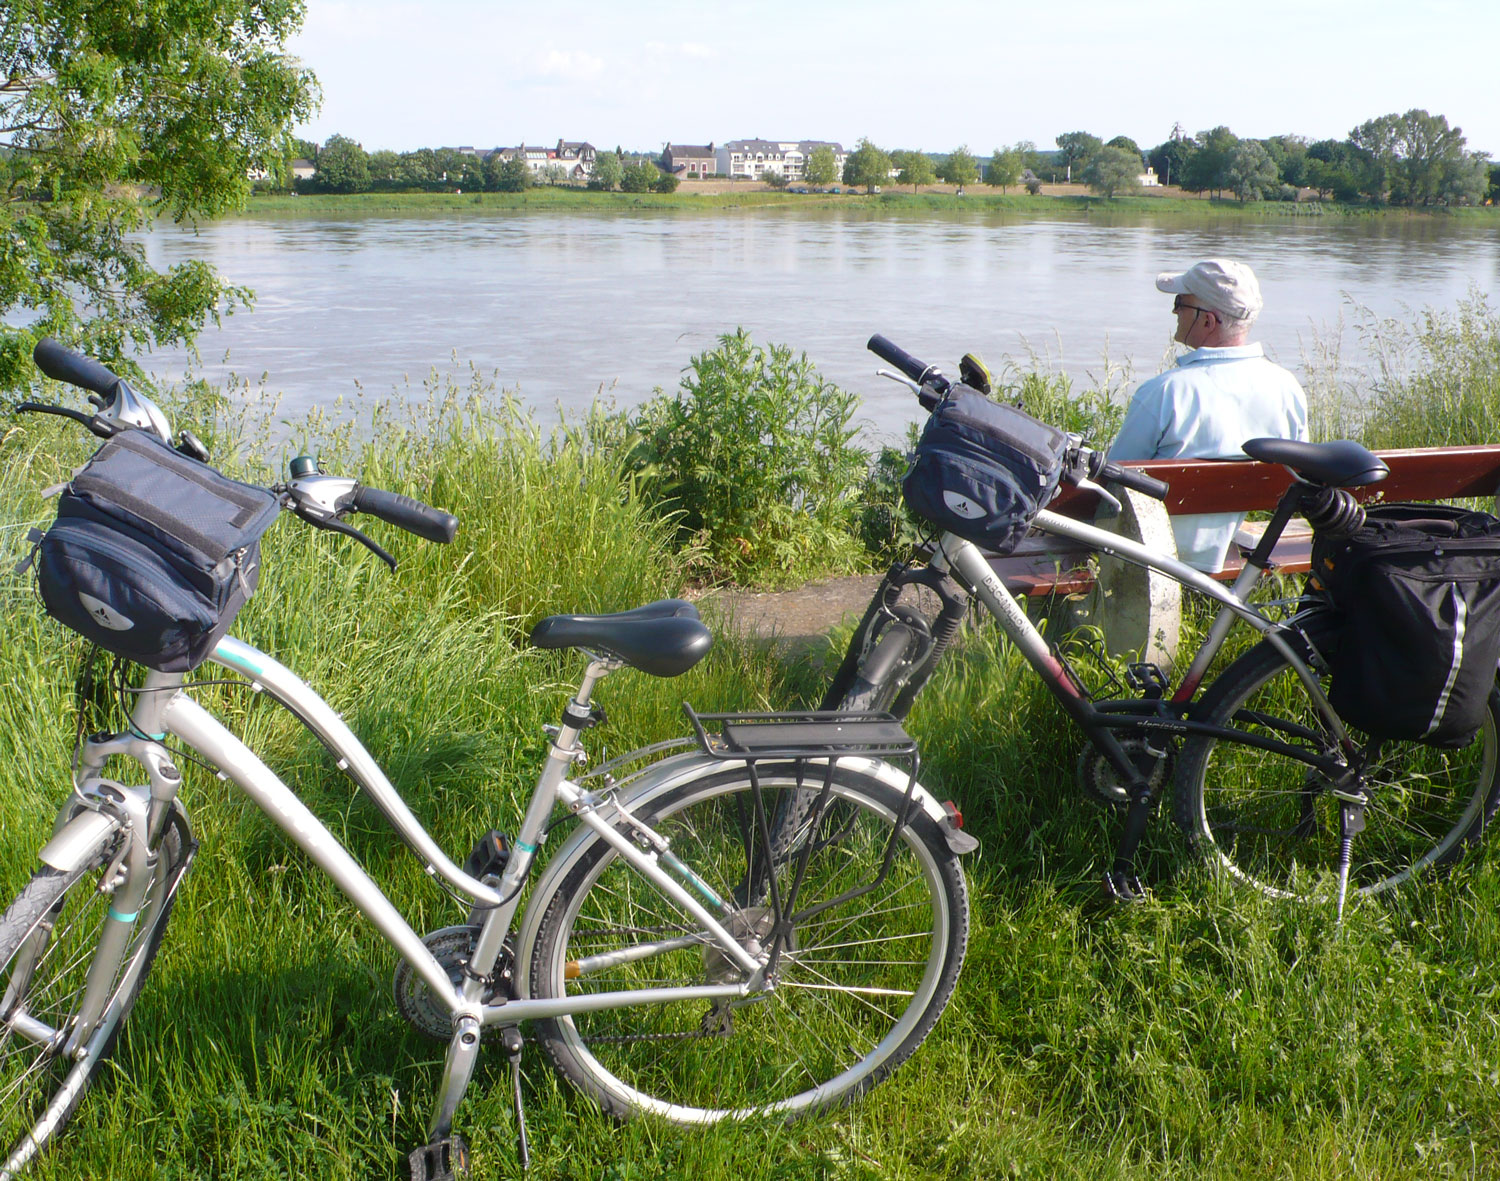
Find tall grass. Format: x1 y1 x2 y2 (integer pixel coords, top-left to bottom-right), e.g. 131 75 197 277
2 310 1500 1179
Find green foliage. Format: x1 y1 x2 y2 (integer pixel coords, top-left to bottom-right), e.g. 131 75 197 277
1350 109 1481 206
762 169 791 190
986 146 1024 191
1225 140 1280 201
313 135 371 194
619 159 660 193
894 150 937 191
590 151 624 191
1148 132 1195 188
803 145 839 187
487 155 532 193
0 0 317 385
1183 125 1239 195
1105 134 1141 159
1081 146 1142 199
651 171 681 193
843 138 892 193
937 145 978 189
628 330 868 587
1054 130 1103 176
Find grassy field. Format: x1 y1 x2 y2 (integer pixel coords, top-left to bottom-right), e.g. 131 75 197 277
3 305 1500 1179
240 186 1500 220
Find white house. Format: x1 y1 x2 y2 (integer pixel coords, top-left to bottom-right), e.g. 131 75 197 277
715 139 847 181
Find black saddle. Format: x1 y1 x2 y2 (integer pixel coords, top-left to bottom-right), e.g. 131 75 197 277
529 599 712 678
1243 438 1389 488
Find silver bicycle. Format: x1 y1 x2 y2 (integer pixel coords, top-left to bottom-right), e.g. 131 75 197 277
0 346 973 1179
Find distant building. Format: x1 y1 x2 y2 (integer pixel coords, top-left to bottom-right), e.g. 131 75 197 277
715 139 847 181
661 143 716 177
1139 166 1161 187
290 158 316 181
493 140 596 182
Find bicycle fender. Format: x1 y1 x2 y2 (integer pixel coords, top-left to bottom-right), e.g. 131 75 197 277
38 807 121 873
511 751 951 993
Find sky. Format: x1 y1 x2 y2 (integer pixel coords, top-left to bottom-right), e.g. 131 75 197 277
288 0 1500 159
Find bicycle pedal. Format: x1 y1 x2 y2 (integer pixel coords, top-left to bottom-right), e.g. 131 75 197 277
1124 662 1169 698
408 1133 470 1181
1101 869 1148 903
464 830 510 880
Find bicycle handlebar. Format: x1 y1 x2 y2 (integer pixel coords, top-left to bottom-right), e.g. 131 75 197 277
349 485 458 544
33 337 124 398
868 333 1171 503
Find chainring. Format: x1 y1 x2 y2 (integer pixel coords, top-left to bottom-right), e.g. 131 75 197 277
394 925 513 1042
1076 737 1171 809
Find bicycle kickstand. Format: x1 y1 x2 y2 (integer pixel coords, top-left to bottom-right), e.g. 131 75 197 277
500 1025 532 1171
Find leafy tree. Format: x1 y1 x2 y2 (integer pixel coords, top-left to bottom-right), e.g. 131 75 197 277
843 138 892 193
541 163 568 186
1024 175 1043 195
368 149 401 189
1225 141 1279 201
1182 126 1239 196
762 168 790 189
1490 163 1500 205
399 148 440 189
1054 131 1103 179
621 159 660 192
1440 151 1490 206
313 134 370 194
987 146 1023 192
1351 109 1475 206
0 0 316 382
938 145 978 190
1105 135 1142 161
1148 129 1195 188
652 171 681 193
893 150 936 191
1263 135 1309 188
1081 145 1141 199
489 156 531 192
804 145 839 187
292 137 321 163
591 150 624 191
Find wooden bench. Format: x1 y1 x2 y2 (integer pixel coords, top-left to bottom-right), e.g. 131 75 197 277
993 445 1500 663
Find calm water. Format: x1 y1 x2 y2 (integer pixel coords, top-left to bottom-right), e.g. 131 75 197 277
143 208 1500 440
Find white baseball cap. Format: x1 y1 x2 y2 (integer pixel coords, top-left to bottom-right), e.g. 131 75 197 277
1156 259 1263 324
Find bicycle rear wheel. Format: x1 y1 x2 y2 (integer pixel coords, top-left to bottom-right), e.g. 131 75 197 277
1174 615 1500 901
528 763 968 1123
0 815 185 1177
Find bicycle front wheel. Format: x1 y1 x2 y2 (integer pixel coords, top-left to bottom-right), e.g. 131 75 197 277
528 763 968 1123
0 816 185 1177
1174 616 1500 901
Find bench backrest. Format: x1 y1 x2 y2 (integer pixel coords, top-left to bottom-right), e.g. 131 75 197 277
1053 445 1500 517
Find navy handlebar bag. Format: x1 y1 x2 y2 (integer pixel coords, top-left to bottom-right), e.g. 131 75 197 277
901 391 1069 554
32 431 281 671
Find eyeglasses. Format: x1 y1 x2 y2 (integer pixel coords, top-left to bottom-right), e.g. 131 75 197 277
1172 296 1211 317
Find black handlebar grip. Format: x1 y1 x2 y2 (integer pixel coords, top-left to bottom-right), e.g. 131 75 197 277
1101 460 1170 500
867 334 931 384
33 338 123 398
350 486 459 544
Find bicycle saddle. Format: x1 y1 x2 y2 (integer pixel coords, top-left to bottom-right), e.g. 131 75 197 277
1243 438 1389 488
529 599 713 677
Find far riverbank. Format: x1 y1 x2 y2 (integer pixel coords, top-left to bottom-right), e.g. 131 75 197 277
238 183 1500 220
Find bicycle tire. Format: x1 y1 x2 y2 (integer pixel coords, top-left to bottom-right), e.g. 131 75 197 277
0 814 186 1177
1174 613 1500 901
528 763 968 1123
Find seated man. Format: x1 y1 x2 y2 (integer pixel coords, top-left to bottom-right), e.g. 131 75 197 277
1109 258 1308 572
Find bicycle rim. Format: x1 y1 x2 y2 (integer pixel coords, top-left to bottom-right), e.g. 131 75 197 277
0 828 178 1175
529 766 967 1123
1178 629 1500 900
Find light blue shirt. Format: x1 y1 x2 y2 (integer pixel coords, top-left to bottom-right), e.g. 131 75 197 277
1109 343 1308 572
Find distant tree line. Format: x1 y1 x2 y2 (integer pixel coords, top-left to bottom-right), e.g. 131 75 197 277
281 137 679 195
281 109 1499 207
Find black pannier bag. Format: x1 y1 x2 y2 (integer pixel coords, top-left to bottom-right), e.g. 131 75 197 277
32 430 282 671
1309 503 1500 747
901 390 1069 553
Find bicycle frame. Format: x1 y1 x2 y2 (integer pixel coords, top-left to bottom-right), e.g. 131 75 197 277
46 634 955 1145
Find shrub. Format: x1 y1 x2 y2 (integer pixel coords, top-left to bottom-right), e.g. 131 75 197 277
628 330 869 587
652 172 680 193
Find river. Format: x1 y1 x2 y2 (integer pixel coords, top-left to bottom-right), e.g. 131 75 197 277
142 207 1500 440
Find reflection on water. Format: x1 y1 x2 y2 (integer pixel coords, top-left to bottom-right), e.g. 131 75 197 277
144 208 1500 439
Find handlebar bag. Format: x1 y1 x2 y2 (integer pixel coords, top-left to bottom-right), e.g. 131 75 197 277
901 390 1068 553
32 430 281 671
1308 503 1500 747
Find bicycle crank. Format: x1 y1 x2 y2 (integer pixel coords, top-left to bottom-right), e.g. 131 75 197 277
394 925 514 1042
1076 737 1170 808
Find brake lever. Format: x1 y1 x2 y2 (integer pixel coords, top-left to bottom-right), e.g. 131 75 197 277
875 367 922 394
15 401 120 439
1074 476 1122 515
294 504 398 570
